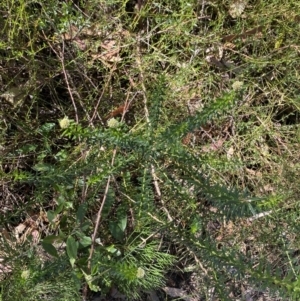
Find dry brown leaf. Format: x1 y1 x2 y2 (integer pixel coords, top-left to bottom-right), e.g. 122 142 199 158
211 138 224 150
246 168 257 176
227 146 234 159
31 229 40 244
100 40 121 62
60 25 88 51
202 139 224 152
73 38 87 51
61 25 79 40
223 42 236 49
229 0 247 18
15 223 26 238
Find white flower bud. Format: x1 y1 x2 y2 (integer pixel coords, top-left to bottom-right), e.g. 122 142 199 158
107 117 120 128
59 116 70 129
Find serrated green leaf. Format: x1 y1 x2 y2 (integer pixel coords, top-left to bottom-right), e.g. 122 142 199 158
109 222 124 241
39 122 56 133
66 235 78 263
58 230 67 239
43 235 61 244
54 202 64 214
106 245 117 253
41 242 58 258
79 236 92 248
69 257 76 268
118 215 127 232
47 210 56 223
19 144 37 154
32 163 53 172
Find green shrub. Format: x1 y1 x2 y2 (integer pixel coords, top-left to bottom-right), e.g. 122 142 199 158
1 0 300 300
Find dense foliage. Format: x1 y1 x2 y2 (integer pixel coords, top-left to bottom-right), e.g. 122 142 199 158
0 0 299 300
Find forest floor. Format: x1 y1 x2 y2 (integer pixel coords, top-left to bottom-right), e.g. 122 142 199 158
0 1 300 300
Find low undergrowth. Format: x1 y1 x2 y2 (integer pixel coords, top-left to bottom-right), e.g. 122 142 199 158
0 0 300 300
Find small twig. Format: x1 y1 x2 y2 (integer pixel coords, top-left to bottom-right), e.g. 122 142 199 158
185 244 208 275
147 212 165 224
73 67 106 127
83 90 134 299
63 64 93 125
50 38 79 123
151 165 173 222
43 32 88 125
247 210 273 222
71 1 90 18
201 0 206 17
88 150 117 261
83 150 116 301
89 67 116 125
